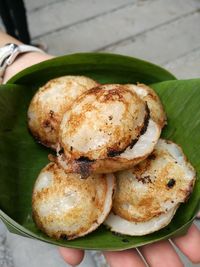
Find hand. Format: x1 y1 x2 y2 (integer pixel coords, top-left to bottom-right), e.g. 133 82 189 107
59 223 200 266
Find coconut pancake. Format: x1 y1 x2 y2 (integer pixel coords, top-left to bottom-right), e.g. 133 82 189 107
105 139 196 235
105 206 179 236
125 83 166 128
32 162 115 240
57 84 161 176
28 75 98 149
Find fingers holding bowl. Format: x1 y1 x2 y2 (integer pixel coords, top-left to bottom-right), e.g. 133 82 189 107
58 247 84 266
173 224 200 264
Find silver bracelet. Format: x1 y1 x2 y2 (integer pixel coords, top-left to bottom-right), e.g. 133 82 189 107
0 43 44 84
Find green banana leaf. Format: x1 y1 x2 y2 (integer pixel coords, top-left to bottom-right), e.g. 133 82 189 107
0 53 199 251
8 53 176 85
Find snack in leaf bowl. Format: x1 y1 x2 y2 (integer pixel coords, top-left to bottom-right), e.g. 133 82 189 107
28 75 196 240
32 162 115 240
28 75 98 149
57 83 162 176
0 53 199 250
105 139 196 236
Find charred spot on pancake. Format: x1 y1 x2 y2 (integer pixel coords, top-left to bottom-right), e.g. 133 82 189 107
128 103 150 150
148 152 157 160
130 103 150 149
49 110 54 118
140 103 150 136
107 148 125 157
167 178 176 188
109 115 113 120
129 138 138 149
133 157 152 173
136 175 152 184
58 147 64 155
42 120 54 131
76 156 95 163
74 158 95 178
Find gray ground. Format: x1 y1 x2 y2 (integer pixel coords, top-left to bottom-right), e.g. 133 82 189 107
0 0 200 266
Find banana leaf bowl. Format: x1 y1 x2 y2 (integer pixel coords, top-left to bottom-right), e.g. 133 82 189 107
0 53 199 250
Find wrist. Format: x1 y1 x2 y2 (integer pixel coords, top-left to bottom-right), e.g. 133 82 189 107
3 51 54 83
0 31 53 83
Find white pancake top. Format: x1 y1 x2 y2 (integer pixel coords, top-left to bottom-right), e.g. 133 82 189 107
32 162 115 239
28 75 98 149
59 84 147 160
